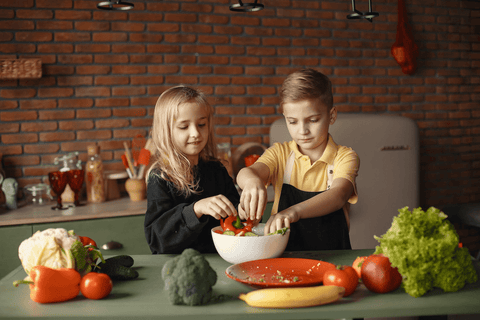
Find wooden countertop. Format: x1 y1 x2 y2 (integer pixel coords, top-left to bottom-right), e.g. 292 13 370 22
0 197 146 227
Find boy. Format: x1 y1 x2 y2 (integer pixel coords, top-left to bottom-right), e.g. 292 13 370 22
236 69 359 251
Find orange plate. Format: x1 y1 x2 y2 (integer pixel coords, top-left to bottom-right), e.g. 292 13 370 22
225 258 336 288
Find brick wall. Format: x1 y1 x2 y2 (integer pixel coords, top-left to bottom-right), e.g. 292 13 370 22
1 0 479 211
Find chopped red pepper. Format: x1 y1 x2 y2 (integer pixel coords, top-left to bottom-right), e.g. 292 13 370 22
221 215 253 235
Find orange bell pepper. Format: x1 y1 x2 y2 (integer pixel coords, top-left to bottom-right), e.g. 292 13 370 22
13 266 81 304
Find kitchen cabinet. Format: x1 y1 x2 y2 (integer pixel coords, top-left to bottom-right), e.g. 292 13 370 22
32 215 151 256
0 225 32 279
0 198 149 278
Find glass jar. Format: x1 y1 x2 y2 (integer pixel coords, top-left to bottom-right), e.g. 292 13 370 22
24 183 53 206
85 145 105 203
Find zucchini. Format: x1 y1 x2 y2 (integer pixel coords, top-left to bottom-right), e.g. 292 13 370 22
104 255 134 268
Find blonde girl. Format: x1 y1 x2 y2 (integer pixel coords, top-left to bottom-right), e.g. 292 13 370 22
145 86 239 254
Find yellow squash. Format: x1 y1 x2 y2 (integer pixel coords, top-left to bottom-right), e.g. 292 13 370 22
238 285 345 308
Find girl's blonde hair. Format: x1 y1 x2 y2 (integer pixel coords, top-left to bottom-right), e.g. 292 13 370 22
147 85 218 196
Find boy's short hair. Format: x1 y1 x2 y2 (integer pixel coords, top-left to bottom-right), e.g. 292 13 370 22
280 68 333 111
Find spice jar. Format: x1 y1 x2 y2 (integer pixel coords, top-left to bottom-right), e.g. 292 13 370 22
85 145 105 203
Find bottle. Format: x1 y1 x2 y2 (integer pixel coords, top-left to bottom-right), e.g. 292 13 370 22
85 145 105 203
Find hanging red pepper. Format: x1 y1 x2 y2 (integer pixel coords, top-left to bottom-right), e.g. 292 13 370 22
222 215 253 234
13 266 81 304
391 0 418 75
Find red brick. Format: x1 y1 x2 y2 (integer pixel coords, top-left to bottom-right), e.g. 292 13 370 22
112 44 146 53
93 54 128 64
0 123 19 133
112 86 146 96
147 23 179 33
20 99 56 110
93 32 128 42
77 130 112 140
75 87 110 97
94 98 129 108
36 21 72 30
75 44 110 53
76 109 111 119
57 54 92 64
0 43 36 53
129 33 163 43
37 88 73 98
0 88 36 99
57 98 93 109
2 133 38 144
21 121 57 132
112 107 147 118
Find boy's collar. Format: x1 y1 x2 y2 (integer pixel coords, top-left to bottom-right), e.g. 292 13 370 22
290 134 337 165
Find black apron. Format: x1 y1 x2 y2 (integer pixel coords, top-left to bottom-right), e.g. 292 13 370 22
277 152 351 251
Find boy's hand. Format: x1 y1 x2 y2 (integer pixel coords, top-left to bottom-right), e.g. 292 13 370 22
193 195 237 220
239 180 267 221
264 210 299 235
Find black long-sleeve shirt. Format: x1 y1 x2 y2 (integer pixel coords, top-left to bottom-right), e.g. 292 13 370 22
144 160 240 254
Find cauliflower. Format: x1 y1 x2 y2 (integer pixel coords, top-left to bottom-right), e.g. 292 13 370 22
18 228 103 279
161 248 217 306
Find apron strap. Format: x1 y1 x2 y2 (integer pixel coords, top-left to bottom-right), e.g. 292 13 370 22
283 151 296 184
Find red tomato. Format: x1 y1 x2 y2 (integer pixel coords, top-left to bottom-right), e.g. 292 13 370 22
361 254 402 293
323 265 359 297
352 256 367 278
80 272 113 300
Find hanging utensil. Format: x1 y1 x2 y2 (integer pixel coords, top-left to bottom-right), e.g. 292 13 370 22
97 0 134 11
347 0 379 22
230 0 264 12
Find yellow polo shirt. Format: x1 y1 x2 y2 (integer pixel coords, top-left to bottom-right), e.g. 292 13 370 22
258 134 359 214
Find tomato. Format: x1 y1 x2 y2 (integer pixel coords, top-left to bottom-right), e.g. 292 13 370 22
80 272 113 300
352 256 367 278
323 265 359 297
361 254 402 293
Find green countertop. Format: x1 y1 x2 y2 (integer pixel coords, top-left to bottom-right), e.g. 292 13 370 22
1 249 479 320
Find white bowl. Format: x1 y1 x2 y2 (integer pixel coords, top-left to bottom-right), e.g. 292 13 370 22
211 223 290 265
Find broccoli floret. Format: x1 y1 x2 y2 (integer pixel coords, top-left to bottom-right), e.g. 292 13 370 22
161 248 217 306
374 206 478 298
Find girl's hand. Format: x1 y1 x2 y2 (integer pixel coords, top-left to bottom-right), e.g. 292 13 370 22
194 195 237 220
264 209 299 235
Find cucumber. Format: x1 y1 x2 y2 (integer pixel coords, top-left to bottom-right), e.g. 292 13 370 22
95 255 138 280
98 263 139 280
223 230 235 236
244 232 259 237
104 255 134 268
